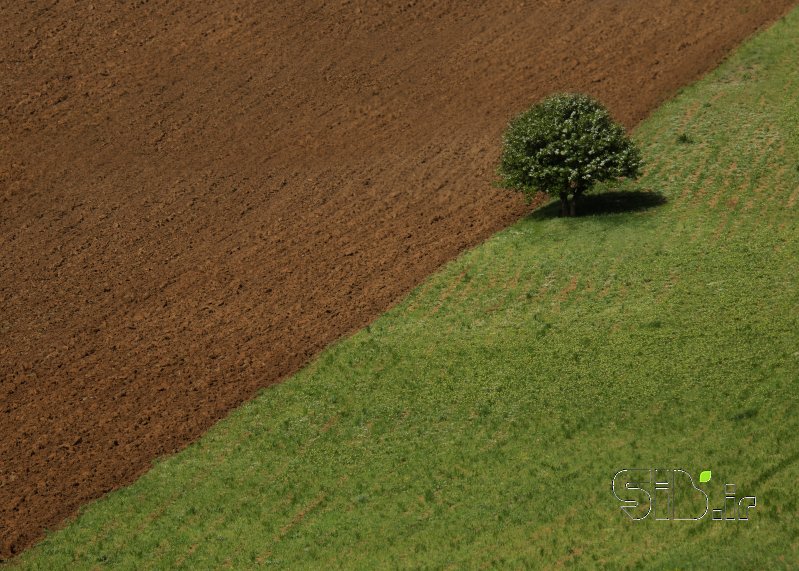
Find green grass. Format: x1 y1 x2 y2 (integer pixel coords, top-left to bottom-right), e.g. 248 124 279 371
9 8 799 570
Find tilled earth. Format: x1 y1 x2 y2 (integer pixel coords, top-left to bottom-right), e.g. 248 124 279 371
1 0 795 558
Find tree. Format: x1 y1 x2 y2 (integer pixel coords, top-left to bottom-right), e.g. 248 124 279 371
497 93 643 217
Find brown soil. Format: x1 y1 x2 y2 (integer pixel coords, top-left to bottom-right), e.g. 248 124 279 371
0 0 794 559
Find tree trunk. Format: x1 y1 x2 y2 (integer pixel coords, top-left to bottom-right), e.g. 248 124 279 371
570 193 578 217
559 193 569 217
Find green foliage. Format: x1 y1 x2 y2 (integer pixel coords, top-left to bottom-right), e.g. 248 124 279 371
497 93 642 204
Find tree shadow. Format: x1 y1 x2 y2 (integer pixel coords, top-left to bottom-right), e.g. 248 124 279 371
529 190 667 220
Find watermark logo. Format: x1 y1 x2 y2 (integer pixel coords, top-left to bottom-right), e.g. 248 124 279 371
612 469 756 521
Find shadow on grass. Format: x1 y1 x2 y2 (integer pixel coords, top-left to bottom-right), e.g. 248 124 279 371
530 190 667 220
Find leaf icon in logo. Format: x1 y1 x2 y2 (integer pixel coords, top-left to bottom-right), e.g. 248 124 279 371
699 470 712 483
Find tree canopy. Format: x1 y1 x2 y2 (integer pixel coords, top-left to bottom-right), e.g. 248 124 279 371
497 93 643 216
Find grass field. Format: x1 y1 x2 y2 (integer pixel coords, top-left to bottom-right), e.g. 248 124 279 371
9 8 799 570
